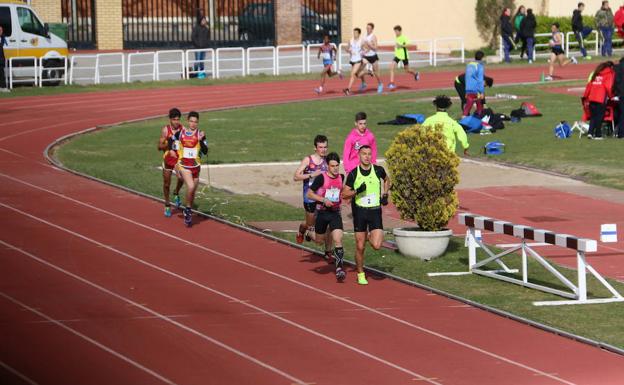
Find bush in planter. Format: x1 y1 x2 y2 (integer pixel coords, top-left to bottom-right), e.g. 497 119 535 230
385 124 459 231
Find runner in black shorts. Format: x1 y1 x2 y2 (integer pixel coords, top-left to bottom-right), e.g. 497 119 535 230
545 22 577 81
343 145 391 285
306 152 347 281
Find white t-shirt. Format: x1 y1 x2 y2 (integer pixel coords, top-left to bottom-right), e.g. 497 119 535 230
364 33 377 56
350 38 363 62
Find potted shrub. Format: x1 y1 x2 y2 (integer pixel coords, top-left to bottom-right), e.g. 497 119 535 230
385 124 459 260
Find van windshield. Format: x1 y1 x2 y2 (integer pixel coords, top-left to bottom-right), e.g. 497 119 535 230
17 7 45 36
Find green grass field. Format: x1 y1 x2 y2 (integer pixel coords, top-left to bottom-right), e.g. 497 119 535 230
54 80 624 350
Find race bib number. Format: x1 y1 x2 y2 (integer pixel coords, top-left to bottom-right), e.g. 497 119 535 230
322 52 331 60
360 193 377 206
183 147 198 159
324 188 340 203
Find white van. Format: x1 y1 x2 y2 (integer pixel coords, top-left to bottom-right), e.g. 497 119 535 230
0 0 69 84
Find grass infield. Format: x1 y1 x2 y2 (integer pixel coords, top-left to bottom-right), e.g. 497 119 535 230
56 80 624 350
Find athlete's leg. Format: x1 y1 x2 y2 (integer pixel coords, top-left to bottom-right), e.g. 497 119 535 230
346 62 361 93
162 169 172 206
173 175 184 208
354 231 367 273
548 53 556 76
368 229 384 250
190 177 199 207
178 167 195 207
389 60 397 84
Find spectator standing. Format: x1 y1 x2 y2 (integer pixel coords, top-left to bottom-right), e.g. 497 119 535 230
513 6 527 59
191 17 210 78
0 26 8 92
463 51 486 117
596 1 615 57
500 8 514 63
520 8 537 63
572 3 593 59
583 61 615 139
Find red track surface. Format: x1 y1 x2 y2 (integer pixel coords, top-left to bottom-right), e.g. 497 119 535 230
1 63 623 384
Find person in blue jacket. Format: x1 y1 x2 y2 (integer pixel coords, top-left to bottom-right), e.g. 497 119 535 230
463 51 485 117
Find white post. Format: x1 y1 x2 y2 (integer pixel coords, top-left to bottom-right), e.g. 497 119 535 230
468 228 477 268
94 55 100 84
577 251 587 301
460 39 465 63
521 241 528 283
433 39 437 67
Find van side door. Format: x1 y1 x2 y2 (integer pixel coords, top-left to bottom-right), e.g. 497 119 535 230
16 6 48 58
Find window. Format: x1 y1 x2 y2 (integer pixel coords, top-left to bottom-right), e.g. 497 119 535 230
17 7 44 36
0 7 12 37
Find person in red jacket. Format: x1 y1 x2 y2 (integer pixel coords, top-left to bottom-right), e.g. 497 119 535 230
583 61 615 139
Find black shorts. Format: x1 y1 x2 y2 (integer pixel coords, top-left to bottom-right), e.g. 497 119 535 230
303 202 316 214
350 60 362 65
552 47 565 56
393 57 409 66
352 206 383 233
363 55 379 64
315 210 343 234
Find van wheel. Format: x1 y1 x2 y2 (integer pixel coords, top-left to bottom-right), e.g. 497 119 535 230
42 59 65 86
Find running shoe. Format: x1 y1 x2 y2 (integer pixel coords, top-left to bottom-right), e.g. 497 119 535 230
544 75 553 81
184 207 192 227
593 136 604 140
584 56 592 60
571 56 578 64
173 194 181 208
359 82 367 92
357 272 368 285
388 83 396 90
343 88 351 96
414 71 420 81
377 83 383 94
164 206 172 217
296 224 306 244
314 87 322 94
336 267 346 282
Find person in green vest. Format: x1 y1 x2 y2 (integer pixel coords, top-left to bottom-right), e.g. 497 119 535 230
422 95 470 155
342 145 391 285
388 25 420 90
513 5 527 59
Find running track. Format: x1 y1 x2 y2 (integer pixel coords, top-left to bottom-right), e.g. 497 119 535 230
1 63 623 385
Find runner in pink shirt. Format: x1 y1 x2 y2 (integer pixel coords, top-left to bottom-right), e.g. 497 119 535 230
342 112 377 174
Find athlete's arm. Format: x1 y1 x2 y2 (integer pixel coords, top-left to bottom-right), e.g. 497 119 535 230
306 175 332 207
317 46 322 59
293 157 312 182
158 126 169 151
199 131 208 155
370 35 378 50
341 170 361 199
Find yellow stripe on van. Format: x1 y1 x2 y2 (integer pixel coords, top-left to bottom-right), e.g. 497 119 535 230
0 0 30 4
4 47 69 59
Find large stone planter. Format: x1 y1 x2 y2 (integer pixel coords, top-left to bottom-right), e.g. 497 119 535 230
392 228 453 261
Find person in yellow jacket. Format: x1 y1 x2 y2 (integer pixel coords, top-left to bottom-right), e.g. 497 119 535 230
422 95 470 155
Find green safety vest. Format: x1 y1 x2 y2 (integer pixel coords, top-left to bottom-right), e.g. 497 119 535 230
354 166 381 208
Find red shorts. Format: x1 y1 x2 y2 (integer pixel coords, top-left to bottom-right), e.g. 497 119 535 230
180 165 200 179
163 155 178 171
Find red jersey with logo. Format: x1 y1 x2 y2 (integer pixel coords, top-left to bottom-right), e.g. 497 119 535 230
177 129 201 169
163 124 182 169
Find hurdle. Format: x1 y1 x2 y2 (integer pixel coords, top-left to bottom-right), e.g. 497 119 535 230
429 213 624 306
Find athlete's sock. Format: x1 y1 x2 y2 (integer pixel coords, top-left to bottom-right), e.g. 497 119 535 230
334 247 344 268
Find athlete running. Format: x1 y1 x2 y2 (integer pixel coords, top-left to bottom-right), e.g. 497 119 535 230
388 25 420 90
158 108 185 217
343 112 378 174
357 23 383 94
306 152 347 282
343 146 391 285
293 135 332 255
175 111 208 227
343 27 364 96
315 34 342 94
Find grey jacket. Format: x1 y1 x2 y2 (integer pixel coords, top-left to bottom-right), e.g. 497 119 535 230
191 24 210 48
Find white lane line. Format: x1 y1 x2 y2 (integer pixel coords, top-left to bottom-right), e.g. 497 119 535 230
0 238 310 385
1 204 439 385
0 291 178 385
0 360 39 385
0 172 579 385
27 314 192 324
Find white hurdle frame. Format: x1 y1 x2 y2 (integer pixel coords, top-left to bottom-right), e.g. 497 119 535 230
185 48 215 79
155 50 185 81
127 52 156 82
38 56 68 87
276 44 305 75
430 213 624 306
246 46 276 76
215 47 245 79
95 52 125 84
8 57 38 89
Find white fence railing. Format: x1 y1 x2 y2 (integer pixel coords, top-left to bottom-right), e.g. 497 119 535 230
39 56 68 86
7 37 464 87
565 30 599 57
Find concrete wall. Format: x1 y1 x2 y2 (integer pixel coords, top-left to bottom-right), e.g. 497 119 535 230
96 0 123 50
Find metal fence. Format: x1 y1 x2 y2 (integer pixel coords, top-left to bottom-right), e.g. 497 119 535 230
301 0 340 44
122 0 275 49
61 0 96 49
5 36 464 88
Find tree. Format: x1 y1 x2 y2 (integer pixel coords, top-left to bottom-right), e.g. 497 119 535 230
475 0 516 49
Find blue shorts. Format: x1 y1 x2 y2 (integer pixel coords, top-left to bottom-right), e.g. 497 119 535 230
323 60 333 67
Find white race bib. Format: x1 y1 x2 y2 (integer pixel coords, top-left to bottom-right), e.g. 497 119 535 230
360 193 377 206
322 52 331 60
183 147 198 159
324 188 340 203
